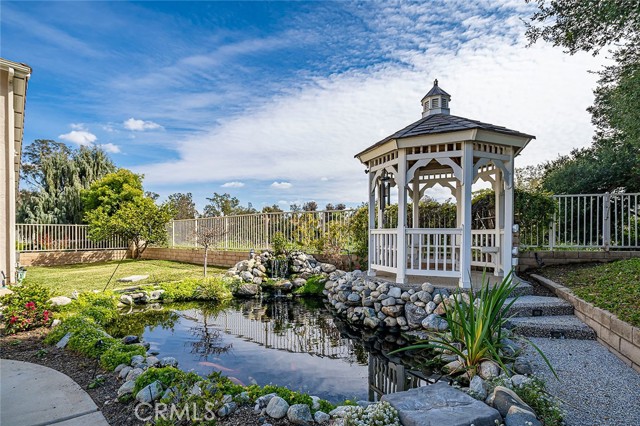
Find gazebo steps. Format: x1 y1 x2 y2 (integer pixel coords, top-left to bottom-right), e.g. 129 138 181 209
505 315 596 340
508 281 534 298
505 296 574 318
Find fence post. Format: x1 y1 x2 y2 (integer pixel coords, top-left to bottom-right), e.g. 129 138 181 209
549 219 555 250
603 192 611 251
171 220 175 248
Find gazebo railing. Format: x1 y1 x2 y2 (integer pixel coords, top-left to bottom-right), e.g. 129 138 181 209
371 229 398 273
471 229 499 270
406 228 461 277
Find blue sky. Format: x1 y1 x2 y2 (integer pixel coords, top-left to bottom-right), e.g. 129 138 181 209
2 1 604 212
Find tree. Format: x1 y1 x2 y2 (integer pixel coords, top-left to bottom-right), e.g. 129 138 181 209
525 0 639 55
526 0 640 193
167 192 198 219
20 139 71 187
83 169 143 216
302 201 318 211
18 144 116 223
203 192 255 216
83 170 172 258
334 203 346 211
194 221 227 276
262 204 283 213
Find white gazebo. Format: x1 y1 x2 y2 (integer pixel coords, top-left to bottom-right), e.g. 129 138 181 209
355 80 534 288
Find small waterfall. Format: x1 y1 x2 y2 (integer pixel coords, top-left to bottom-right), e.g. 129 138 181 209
270 258 289 279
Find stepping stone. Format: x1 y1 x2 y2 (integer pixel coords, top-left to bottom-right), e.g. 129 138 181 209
117 275 149 283
506 315 596 340
506 295 574 317
381 382 501 426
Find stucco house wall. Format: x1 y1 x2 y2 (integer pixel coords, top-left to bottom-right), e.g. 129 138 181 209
1 58 31 285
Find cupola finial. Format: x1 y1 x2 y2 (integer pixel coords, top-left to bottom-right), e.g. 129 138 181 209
421 79 451 117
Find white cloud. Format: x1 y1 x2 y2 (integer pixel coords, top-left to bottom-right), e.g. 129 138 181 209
271 182 292 190
136 3 605 205
221 181 245 188
100 143 121 153
123 117 163 131
70 123 85 130
59 130 97 146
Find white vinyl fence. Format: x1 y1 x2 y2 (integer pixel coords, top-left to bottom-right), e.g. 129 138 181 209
519 192 639 249
16 224 128 252
169 209 356 251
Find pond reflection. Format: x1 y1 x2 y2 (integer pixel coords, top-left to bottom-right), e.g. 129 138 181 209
126 298 439 403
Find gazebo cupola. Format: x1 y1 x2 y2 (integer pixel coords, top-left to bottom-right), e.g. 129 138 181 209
421 79 451 117
355 81 535 288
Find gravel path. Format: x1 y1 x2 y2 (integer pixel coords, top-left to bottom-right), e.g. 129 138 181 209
523 338 640 426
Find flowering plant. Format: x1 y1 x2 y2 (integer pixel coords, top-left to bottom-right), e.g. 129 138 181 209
1 283 54 334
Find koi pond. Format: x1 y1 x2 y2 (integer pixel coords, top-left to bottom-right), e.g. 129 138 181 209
108 298 436 403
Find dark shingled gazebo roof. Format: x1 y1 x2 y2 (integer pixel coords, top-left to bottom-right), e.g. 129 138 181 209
355 113 535 158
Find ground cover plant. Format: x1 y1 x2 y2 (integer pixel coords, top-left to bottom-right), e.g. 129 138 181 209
23 259 225 295
537 258 640 327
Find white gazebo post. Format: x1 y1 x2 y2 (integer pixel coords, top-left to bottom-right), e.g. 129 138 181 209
355 80 534 288
396 148 408 284
493 167 503 275
367 172 376 276
502 151 515 275
459 142 474 288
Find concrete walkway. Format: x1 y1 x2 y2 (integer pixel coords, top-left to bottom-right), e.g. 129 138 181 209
0 359 110 426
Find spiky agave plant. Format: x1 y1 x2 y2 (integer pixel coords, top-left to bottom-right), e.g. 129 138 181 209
391 271 557 379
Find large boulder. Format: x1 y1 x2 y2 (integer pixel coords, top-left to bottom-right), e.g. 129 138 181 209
47 296 72 307
236 283 260 297
404 303 428 328
491 386 534 418
266 396 289 419
135 381 163 403
381 382 502 426
287 404 313 425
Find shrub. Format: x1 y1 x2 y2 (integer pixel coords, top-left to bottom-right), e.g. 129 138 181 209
271 232 288 256
293 275 327 296
157 276 232 302
1 283 54 334
134 367 190 393
100 343 147 370
490 376 564 426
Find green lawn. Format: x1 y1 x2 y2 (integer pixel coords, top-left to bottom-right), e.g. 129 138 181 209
23 259 226 296
539 258 640 327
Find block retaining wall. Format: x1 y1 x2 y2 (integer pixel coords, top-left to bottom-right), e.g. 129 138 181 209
140 247 362 270
531 274 640 374
19 249 130 267
517 250 638 273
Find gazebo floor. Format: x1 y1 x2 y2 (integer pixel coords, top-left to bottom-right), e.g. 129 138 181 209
371 270 514 290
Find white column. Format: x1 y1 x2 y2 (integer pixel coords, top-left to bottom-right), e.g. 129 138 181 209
493 168 502 276
396 150 408 284
459 142 473 288
502 151 515 278
412 177 420 228
1 69 17 285
455 182 462 228
368 172 376 276
377 180 384 229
